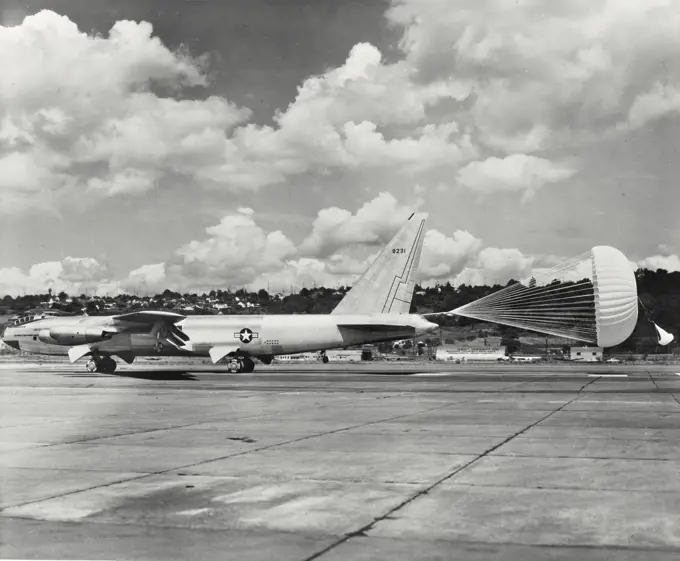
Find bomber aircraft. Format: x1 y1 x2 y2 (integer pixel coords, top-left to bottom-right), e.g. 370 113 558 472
1 214 438 374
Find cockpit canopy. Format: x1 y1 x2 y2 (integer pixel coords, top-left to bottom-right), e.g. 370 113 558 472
8 310 67 326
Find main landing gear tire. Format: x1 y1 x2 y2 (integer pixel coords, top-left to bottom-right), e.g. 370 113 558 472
85 356 117 374
227 357 255 373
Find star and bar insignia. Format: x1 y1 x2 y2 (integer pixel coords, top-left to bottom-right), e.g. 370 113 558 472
235 327 259 344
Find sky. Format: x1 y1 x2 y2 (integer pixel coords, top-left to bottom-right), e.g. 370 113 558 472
1 0 679 296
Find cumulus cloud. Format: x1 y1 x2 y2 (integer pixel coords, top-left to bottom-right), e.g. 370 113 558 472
0 152 65 213
0 10 249 213
167 212 297 291
119 196 524 293
4 3 680 215
6 223 679 299
199 43 477 188
123 263 167 294
300 192 422 257
279 43 440 129
386 0 680 150
626 84 680 130
457 155 577 200
121 194 410 293
419 229 482 281
249 257 361 293
0 257 112 296
0 13 479 213
638 254 680 272
454 247 534 287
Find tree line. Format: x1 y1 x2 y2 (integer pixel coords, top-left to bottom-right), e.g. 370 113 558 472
1 268 677 352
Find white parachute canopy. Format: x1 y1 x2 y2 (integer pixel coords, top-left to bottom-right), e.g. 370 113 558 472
653 323 675 346
453 246 638 348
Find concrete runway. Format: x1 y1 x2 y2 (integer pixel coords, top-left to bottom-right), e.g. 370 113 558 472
1 362 680 560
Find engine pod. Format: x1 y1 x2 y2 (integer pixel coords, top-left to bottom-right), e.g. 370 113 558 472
42 326 113 345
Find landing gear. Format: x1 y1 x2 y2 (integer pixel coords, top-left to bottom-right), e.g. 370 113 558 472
226 357 255 373
100 356 117 374
85 355 117 374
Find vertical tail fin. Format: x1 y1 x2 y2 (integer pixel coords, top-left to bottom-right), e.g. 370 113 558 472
331 213 426 315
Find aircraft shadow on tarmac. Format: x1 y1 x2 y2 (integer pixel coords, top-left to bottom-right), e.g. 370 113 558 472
64 371 199 381
117 371 199 381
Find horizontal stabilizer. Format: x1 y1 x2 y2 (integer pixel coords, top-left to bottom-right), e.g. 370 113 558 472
68 344 93 363
421 310 455 318
209 345 239 364
337 324 416 333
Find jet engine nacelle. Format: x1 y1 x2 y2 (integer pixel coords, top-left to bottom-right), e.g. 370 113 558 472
39 326 114 345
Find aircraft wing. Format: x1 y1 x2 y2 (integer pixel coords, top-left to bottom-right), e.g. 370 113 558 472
112 311 186 324
111 310 190 350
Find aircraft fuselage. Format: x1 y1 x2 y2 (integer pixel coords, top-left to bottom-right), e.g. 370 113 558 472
2 313 437 360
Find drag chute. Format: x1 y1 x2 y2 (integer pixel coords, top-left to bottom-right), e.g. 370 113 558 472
653 323 675 346
452 246 638 348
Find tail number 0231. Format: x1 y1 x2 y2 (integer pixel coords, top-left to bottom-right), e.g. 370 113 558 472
392 248 406 254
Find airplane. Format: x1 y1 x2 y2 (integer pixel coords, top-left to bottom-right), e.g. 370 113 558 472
0 213 438 374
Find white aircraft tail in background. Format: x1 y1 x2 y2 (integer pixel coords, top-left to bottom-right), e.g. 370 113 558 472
331 212 426 316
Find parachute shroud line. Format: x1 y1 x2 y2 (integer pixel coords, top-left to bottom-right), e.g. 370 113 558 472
452 246 638 348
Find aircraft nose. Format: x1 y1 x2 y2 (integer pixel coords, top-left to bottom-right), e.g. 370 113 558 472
0 326 20 350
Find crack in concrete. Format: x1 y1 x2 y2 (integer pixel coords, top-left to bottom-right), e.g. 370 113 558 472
304 380 594 561
648 373 661 391
648 372 680 407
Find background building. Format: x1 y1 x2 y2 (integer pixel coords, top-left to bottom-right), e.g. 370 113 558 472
570 346 603 362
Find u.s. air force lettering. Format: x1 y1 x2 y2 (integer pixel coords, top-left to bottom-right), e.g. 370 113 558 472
235 328 258 344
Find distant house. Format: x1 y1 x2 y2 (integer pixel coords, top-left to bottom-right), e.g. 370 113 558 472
326 349 363 362
570 347 603 362
436 347 506 362
274 353 319 362
511 355 542 363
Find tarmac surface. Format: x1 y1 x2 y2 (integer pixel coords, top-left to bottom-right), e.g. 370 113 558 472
1 361 680 560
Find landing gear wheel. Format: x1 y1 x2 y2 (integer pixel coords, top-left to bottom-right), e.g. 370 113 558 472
85 356 116 374
322 355 329 364
242 357 255 373
227 359 242 373
99 356 117 374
